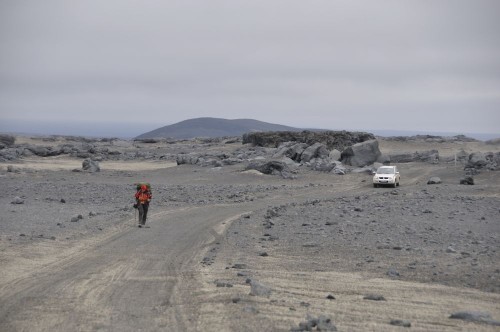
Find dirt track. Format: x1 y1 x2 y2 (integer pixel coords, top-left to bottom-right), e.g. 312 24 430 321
0 204 252 331
1 137 499 331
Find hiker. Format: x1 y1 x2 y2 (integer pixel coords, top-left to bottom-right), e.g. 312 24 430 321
135 184 152 227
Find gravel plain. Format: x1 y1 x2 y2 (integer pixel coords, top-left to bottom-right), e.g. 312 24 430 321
1 135 499 331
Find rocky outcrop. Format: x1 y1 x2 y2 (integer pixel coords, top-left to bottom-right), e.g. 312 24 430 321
176 154 200 165
465 152 500 171
485 138 500 145
0 134 15 149
384 135 477 143
0 148 21 161
389 150 439 164
25 145 65 157
243 130 375 150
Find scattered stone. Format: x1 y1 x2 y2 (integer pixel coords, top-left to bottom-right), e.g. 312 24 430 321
363 294 386 301
232 263 247 269
258 252 269 257
60 199 66 203
390 319 411 327
216 281 233 288
11 196 24 204
70 215 83 223
249 280 272 297
242 306 259 314
427 177 442 185
446 246 457 253
291 315 337 332
326 294 336 300
387 269 400 278
460 176 474 185
449 311 500 326
231 297 241 303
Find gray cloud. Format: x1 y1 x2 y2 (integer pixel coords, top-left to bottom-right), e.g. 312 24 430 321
1 0 499 137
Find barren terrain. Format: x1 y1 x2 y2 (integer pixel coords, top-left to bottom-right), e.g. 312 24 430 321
0 135 499 331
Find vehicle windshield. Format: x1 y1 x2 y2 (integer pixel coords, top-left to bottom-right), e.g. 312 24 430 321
377 167 395 174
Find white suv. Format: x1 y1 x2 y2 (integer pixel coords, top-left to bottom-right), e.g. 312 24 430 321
373 166 400 188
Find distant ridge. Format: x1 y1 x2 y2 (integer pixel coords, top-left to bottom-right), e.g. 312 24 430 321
135 117 302 139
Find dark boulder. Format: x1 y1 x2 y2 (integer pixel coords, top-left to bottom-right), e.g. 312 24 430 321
82 159 100 172
291 315 337 331
460 176 474 185
467 152 488 168
274 142 305 161
427 177 442 185
25 145 64 157
450 311 500 326
341 139 381 167
246 161 294 179
390 319 411 327
301 142 329 163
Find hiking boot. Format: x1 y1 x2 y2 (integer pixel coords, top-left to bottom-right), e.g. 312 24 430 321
138 224 142 228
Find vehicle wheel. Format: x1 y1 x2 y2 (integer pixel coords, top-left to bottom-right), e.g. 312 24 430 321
397 181 400 187
393 182 397 188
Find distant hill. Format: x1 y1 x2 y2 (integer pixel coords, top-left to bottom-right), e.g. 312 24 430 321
134 117 302 139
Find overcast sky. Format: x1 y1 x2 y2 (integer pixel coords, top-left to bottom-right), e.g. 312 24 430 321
1 0 499 138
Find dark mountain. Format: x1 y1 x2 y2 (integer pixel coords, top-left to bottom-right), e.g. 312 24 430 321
134 117 302 139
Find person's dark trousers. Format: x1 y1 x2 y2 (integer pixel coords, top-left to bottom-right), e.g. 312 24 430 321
138 203 149 225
